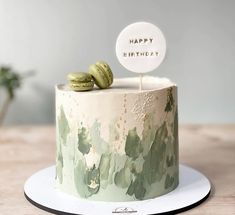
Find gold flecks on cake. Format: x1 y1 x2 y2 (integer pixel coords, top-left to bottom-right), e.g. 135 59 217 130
131 93 155 122
122 94 128 140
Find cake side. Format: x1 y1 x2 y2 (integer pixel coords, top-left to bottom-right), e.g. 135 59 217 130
55 77 178 201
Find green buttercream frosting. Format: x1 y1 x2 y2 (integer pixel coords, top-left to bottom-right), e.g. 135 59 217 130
77 127 92 155
125 127 143 160
58 106 70 146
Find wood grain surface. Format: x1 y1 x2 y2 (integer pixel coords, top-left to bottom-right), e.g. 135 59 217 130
0 125 234 215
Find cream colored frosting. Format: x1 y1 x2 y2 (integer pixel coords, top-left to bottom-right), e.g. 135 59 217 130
55 76 179 202
58 76 176 92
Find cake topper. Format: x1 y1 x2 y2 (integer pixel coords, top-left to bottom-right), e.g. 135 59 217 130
116 22 166 90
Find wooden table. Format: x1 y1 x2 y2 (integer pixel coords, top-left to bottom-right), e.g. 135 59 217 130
0 125 234 215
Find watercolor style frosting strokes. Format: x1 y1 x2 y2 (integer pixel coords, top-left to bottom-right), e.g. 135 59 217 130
55 77 179 202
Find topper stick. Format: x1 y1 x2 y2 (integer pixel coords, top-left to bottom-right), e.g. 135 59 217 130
139 74 143 91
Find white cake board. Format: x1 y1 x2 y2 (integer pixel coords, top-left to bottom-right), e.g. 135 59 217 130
24 165 211 215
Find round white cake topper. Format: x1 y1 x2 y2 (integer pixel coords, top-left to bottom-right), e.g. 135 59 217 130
116 22 166 73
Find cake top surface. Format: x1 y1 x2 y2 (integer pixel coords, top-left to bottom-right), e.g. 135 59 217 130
57 76 176 94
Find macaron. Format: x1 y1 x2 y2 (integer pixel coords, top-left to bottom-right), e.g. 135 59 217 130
67 72 94 91
88 61 113 89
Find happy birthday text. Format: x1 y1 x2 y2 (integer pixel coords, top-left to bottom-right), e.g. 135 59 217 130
129 38 153 44
123 38 159 58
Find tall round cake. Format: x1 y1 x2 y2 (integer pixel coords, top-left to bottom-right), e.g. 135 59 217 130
55 76 178 202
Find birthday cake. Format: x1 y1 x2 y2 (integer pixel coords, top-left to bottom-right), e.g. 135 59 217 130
55 76 178 201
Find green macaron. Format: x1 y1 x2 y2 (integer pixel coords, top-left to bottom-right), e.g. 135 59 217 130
67 72 94 91
88 61 113 89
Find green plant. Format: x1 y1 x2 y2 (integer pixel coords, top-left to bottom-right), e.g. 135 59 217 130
0 66 33 125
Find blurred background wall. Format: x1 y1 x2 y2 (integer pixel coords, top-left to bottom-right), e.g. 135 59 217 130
0 0 234 125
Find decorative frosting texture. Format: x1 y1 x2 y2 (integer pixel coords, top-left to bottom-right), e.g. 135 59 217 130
55 77 178 201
